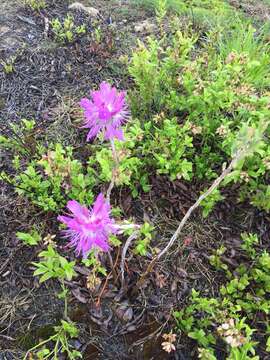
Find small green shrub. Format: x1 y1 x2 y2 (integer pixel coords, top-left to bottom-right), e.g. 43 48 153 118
133 0 235 30
240 233 259 259
129 24 270 212
1 57 15 74
23 319 82 360
51 15 86 43
200 189 224 217
25 0 46 11
129 33 196 115
0 119 37 155
33 245 77 283
143 118 193 181
174 235 270 359
134 222 154 256
133 0 230 15
90 117 194 196
12 143 96 211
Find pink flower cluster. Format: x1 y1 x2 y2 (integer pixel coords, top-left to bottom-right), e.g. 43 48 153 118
80 81 129 142
58 82 130 257
58 194 117 258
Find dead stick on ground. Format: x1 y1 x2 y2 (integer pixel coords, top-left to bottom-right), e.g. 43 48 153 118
136 148 247 289
107 252 118 283
120 230 140 290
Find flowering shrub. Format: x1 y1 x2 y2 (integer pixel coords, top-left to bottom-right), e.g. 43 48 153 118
1 80 152 359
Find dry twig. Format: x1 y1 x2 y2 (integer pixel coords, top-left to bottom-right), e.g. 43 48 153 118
136 148 247 289
120 230 140 290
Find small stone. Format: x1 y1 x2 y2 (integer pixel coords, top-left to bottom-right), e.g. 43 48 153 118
68 2 99 17
134 20 156 33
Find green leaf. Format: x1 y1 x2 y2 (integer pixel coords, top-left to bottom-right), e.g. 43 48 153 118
39 271 54 283
16 230 41 246
33 265 47 276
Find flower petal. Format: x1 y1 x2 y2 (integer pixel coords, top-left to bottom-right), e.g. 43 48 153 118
67 200 89 219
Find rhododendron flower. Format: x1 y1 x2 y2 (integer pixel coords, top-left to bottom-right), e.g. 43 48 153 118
58 194 116 258
80 81 129 141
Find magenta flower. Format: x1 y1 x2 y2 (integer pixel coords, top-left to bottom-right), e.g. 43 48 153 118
58 194 116 258
80 81 129 142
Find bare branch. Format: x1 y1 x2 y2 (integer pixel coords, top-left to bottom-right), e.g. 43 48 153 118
120 230 140 289
136 148 247 289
